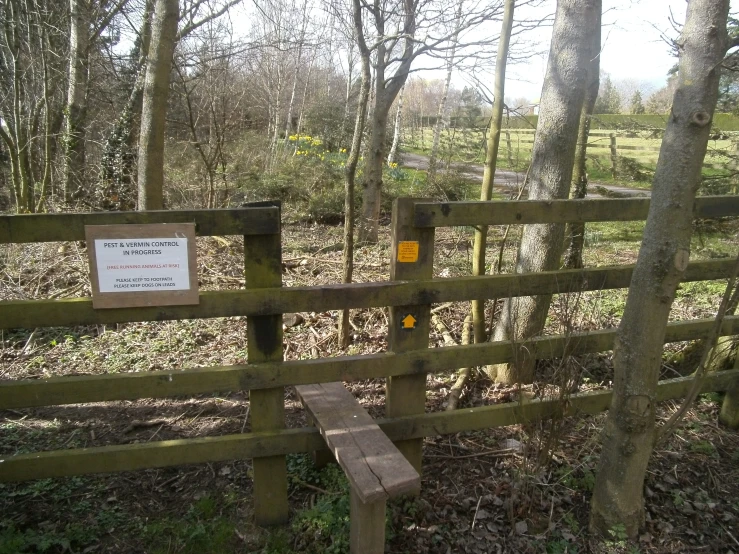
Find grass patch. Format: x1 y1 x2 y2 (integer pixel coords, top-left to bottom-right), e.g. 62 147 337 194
142 494 241 554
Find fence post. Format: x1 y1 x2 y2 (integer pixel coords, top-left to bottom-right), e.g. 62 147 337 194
609 133 618 178
505 129 513 167
387 197 434 475
246 217 288 526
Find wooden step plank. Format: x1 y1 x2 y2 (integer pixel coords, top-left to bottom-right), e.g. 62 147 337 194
295 382 420 504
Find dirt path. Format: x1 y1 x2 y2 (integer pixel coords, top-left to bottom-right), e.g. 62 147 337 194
402 152 651 198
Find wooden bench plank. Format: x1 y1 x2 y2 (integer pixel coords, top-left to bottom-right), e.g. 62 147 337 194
295 382 420 504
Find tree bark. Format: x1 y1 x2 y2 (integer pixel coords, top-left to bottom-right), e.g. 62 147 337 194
487 0 599 384
471 0 514 344
63 0 90 203
36 26 54 212
283 0 308 143
387 84 405 166
137 0 179 211
2 0 35 212
339 0 372 348
359 89 392 244
101 0 153 211
563 15 601 269
356 0 416 244
590 0 728 538
427 1 462 183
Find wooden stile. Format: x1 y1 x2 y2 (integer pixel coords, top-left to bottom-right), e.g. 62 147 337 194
295 382 420 503
2 197 739 542
295 382 420 553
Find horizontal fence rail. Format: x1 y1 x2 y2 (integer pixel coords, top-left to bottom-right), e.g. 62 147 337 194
1 315 737 409
2 369 737 482
414 196 739 228
1 259 734 329
0 206 280 243
2 196 738 494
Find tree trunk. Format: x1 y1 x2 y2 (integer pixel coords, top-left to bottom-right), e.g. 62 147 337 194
63 0 90 203
283 0 308 142
294 52 315 143
563 19 601 269
471 0 514 344
387 85 405 166
358 93 390 244
590 0 728 538
428 0 463 182
339 0 372 347
36 27 54 212
137 0 179 211
339 42 356 149
3 0 34 213
101 0 153 211
487 0 599 384
355 0 415 244
268 65 283 164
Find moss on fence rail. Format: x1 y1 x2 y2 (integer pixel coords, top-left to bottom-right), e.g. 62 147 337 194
0 207 280 243
1 315 737 410
2 369 737 482
0 259 734 329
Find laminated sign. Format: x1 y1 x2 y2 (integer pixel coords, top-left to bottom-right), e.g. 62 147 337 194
86 223 199 309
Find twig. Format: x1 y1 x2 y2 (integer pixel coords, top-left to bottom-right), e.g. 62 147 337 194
471 496 483 530
486 172 531 336
283 256 387 269
240 406 251 434
48 282 85 299
293 478 340 496
294 330 336 357
447 316 473 411
156 473 186 491
426 448 519 460
20 329 38 356
148 424 165 442
430 302 454 314
122 419 168 434
432 314 457 347
720 522 739 549
656 251 739 444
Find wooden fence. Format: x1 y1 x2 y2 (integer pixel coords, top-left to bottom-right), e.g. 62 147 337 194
1 196 739 526
503 128 735 174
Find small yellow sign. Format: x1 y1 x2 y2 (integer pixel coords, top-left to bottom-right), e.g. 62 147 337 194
401 313 417 330
397 241 419 263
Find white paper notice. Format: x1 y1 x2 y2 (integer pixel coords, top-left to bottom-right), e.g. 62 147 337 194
94 238 190 293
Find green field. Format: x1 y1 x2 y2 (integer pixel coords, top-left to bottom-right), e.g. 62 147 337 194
403 126 737 191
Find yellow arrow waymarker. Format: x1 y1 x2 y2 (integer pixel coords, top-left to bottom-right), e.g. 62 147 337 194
401 314 417 330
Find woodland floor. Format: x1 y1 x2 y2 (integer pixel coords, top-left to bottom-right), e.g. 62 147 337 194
1 219 739 554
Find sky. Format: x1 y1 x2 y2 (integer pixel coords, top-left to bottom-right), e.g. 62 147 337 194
499 0 688 100
227 0 725 102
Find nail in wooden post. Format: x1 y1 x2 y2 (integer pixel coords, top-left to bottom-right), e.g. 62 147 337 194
246 212 288 526
387 197 434 475
350 488 387 554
